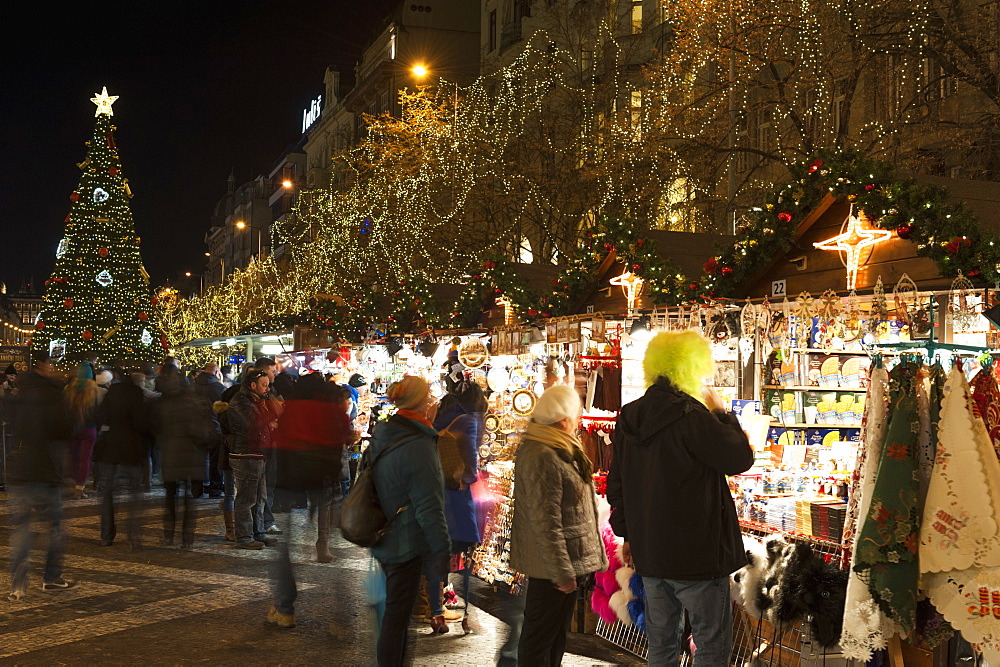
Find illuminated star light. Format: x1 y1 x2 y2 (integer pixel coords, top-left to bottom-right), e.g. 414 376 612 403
91 86 119 117
813 207 893 290
610 270 645 315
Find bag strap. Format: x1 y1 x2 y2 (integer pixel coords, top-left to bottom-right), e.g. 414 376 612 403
365 414 426 469
440 414 465 436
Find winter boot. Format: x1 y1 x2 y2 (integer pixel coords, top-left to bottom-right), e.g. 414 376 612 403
223 510 236 542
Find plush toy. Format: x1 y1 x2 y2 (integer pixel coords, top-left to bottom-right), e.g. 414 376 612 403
754 534 792 621
785 545 849 647
731 535 766 608
615 566 637 601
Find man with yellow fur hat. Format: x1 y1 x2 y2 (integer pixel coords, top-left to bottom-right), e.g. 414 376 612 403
607 330 752 665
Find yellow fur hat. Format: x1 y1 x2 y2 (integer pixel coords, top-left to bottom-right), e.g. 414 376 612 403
642 330 714 400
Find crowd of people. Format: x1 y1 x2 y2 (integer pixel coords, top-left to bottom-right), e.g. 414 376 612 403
1 330 754 667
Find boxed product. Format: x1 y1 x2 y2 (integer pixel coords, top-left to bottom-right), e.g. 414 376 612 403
804 428 842 448
817 355 842 388
839 357 864 388
765 390 801 424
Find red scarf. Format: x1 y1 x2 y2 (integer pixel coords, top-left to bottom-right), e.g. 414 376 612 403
395 408 433 429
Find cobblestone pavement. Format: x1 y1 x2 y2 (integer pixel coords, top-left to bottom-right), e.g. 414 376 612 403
0 488 640 665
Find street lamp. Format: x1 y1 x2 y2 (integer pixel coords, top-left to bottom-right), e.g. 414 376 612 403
234 220 263 259
184 271 204 297
411 63 459 137
282 179 293 189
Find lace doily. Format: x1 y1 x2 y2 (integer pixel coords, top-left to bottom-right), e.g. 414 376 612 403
920 368 1000 573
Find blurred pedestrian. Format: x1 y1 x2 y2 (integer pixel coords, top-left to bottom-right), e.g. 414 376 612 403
607 331 753 665
94 365 152 550
64 361 104 499
154 367 221 547
426 380 486 633
511 385 606 666
368 376 450 666
192 362 225 498
227 368 277 550
266 373 353 628
7 351 75 600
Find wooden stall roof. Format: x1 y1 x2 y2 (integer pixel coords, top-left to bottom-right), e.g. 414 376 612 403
742 177 1000 298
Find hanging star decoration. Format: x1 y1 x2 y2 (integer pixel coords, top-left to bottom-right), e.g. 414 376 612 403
610 270 645 314
91 86 119 117
813 207 893 290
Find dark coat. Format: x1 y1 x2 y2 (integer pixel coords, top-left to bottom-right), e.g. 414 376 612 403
227 386 269 457
192 372 225 405
95 381 151 466
155 390 219 482
273 386 351 490
369 414 451 565
607 379 754 580
9 370 72 484
433 401 481 544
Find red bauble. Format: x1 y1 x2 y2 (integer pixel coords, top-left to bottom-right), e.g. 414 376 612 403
721 266 734 276
150 296 159 306
528 309 539 316
689 283 699 291
44 279 51 287
35 321 45 330
109 168 119 176
778 211 793 223
808 158 824 173
138 312 148 321
69 192 80 202
865 184 876 191
63 299 74 309
82 331 93 341
98 247 109 257
483 260 496 270
703 258 718 275
896 225 912 240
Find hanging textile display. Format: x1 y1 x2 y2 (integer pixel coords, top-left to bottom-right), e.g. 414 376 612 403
920 368 1000 658
971 366 1000 460
840 366 901 661
854 359 922 635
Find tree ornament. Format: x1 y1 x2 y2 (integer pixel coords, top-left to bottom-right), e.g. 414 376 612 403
947 272 978 332
778 212 793 223
721 266 733 277
945 236 971 256
865 184 876 191
95 270 113 287
98 247 109 257
92 187 110 203
109 167 119 175
888 208 898 216
896 225 912 240
69 191 80 202
703 257 718 274
138 312 148 321
35 320 45 330
82 331 93 341
63 299 74 309
808 158 824 173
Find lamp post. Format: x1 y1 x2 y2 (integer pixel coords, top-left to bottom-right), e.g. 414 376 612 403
235 220 263 261
411 63 459 136
184 271 204 297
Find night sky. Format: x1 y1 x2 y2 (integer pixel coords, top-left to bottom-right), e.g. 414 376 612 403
1 0 397 295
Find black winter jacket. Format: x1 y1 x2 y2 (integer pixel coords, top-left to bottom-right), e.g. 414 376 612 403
9 370 72 484
227 387 269 457
607 379 753 580
192 372 225 405
95 381 151 466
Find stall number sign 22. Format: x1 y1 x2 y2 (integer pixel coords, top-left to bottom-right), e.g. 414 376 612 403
771 280 787 297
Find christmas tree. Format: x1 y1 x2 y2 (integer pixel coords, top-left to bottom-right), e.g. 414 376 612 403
32 87 162 365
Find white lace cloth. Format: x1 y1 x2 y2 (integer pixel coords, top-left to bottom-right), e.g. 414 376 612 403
921 368 1000 652
840 367 900 661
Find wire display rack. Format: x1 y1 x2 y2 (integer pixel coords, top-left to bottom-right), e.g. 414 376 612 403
596 522 857 665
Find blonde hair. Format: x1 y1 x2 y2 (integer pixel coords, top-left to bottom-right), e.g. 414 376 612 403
65 379 102 433
642 330 714 400
531 385 581 425
387 375 430 410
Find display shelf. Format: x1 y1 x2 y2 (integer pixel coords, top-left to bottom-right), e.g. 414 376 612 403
762 385 866 391
790 348 880 355
769 421 861 429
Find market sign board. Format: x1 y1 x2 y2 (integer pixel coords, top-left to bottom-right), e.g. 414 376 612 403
0 345 30 373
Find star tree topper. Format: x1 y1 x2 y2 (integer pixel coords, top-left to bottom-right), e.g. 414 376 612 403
91 86 119 117
813 206 893 290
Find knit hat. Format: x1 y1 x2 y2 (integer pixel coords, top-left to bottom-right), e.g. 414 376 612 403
386 375 430 411
348 373 367 388
95 370 114 386
531 385 581 425
77 361 95 382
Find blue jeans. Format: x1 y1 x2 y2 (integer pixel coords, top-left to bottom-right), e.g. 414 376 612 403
230 457 266 543
221 469 235 512
9 483 64 589
643 575 732 665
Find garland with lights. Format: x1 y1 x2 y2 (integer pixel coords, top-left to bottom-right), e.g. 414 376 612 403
697 150 997 297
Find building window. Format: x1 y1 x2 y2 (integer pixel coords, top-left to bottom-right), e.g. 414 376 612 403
581 48 593 73
631 0 643 34
630 90 642 135
380 91 390 114
489 9 497 52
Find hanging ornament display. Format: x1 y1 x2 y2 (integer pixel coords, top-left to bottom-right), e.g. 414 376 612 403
140 329 153 347
947 271 979 332
92 187 110 203
815 290 841 349
793 292 814 348
48 340 67 362
138 312 148 321
69 191 80 202
55 238 69 258
63 299 74 309
872 276 889 322
98 247 109 257
95 270 113 287
892 273 918 329
896 224 912 240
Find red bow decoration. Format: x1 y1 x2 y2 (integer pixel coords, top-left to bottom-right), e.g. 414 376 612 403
703 257 718 275
945 236 971 256
808 159 824 173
